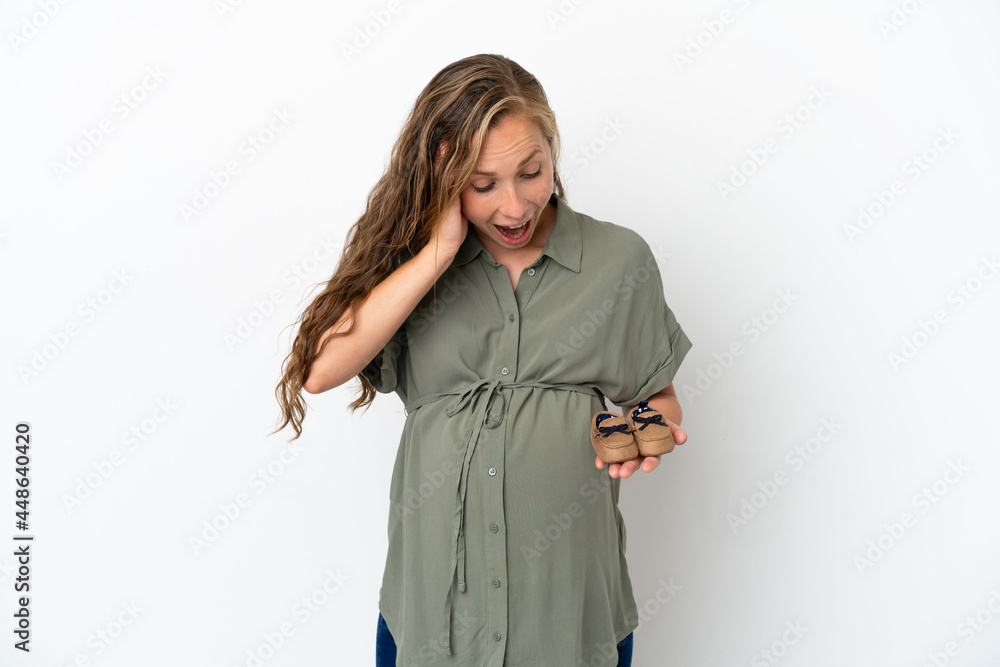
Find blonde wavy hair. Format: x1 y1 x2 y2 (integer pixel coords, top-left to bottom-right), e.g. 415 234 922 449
272 53 566 440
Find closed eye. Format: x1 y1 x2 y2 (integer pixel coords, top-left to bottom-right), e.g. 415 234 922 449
471 169 543 194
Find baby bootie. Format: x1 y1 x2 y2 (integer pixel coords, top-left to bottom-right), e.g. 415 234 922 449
591 411 639 463
627 400 675 456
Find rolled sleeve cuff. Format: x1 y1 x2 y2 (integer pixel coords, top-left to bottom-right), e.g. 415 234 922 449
360 333 402 395
616 324 692 407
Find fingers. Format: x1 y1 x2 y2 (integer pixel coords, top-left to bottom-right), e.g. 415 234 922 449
432 139 451 180
434 139 466 201
664 419 686 446
641 456 661 473
594 455 662 478
435 139 450 163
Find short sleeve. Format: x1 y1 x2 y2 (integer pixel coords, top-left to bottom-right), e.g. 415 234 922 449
360 324 406 394
600 237 693 407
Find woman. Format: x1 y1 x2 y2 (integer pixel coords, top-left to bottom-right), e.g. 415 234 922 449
274 53 692 666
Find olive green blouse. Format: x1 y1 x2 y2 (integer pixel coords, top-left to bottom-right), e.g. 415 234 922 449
361 193 692 665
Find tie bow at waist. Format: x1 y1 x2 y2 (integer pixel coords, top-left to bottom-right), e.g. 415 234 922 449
402 378 604 655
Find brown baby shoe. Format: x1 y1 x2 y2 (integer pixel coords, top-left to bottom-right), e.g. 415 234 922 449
591 411 639 463
627 400 675 456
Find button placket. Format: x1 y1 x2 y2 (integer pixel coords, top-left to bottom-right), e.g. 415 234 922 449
479 255 521 664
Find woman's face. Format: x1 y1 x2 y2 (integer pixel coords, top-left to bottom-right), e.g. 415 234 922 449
460 113 555 256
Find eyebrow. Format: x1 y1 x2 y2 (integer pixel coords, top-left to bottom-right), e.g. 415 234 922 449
473 148 541 176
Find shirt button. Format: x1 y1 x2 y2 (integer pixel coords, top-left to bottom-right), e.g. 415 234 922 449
508 314 514 322
528 268 535 276
490 523 499 533
492 578 501 588
494 632 502 642
488 467 497 476
501 367 509 375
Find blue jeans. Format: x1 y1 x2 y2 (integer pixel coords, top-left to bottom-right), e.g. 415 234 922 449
376 612 633 666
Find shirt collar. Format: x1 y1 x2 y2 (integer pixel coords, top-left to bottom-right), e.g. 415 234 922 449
450 193 582 273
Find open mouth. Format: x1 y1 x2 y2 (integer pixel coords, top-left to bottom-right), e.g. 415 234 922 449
494 218 530 241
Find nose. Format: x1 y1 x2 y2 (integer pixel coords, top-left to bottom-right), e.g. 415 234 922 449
497 182 528 221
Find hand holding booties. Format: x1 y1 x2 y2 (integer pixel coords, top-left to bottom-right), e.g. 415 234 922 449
590 400 676 464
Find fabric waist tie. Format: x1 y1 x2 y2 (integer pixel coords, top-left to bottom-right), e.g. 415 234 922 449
403 378 606 656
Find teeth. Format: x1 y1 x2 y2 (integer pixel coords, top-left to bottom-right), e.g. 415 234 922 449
501 221 527 230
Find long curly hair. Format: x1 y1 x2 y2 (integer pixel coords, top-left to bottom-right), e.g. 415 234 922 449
272 53 566 441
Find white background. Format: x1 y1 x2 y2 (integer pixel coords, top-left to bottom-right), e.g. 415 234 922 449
3 0 1000 665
